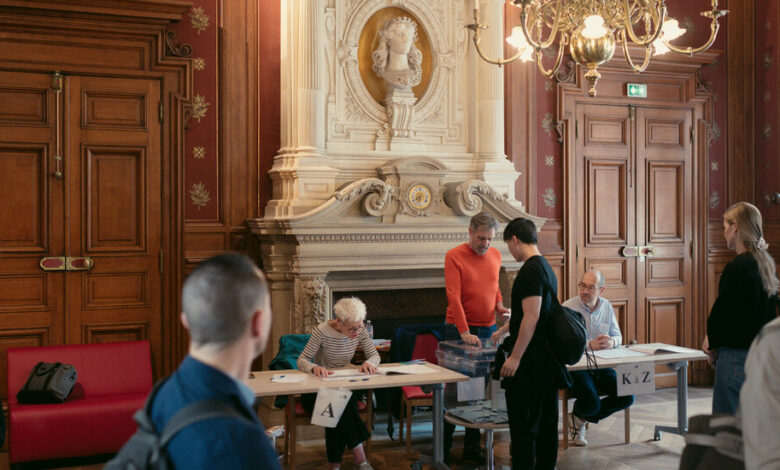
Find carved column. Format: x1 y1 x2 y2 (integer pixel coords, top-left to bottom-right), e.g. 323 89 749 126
294 276 330 333
472 0 521 202
268 0 338 217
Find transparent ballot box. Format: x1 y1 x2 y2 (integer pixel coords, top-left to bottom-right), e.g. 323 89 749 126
435 340 497 378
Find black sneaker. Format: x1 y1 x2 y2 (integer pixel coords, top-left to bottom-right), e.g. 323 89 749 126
462 446 486 462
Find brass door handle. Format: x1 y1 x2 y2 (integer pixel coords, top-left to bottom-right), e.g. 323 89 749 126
40 257 66 271
66 256 94 271
621 246 639 257
641 245 656 257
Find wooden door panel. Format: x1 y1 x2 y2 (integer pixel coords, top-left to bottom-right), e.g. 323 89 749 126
647 162 684 242
0 71 65 398
585 115 629 146
82 91 148 129
647 297 685 387
0 85 50 125
586 159 628 245
645 119 685 147
646 258 684 286
636 107 693 360
85 146 146 251
0 146 48 251
65 75 161 376
586 258 628 289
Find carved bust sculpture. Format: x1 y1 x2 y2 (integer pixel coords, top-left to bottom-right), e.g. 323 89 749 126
372 16 423 90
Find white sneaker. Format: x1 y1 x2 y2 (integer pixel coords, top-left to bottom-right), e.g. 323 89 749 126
357 461 374 470
568 412 588 446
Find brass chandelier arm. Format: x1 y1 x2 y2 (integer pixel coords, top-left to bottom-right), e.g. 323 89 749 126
620 36 653 73
663 13 725 56
534 34 567 78
620 0 666 46
519 0 564 51
468 31 529 66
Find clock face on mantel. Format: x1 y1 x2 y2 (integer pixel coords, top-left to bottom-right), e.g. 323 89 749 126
407 183 432 210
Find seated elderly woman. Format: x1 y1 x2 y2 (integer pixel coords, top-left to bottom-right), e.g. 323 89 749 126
297 297 379 470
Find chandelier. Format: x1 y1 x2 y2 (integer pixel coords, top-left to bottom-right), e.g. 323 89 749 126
466 0 727 97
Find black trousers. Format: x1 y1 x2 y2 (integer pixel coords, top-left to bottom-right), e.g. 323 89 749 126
570 368 634 423
504 380 559 470
301 392 370 463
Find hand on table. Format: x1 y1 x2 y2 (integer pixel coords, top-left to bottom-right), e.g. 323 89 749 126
589 334 612 351
312 366 332 378
360 362 377 375
490 329 504 345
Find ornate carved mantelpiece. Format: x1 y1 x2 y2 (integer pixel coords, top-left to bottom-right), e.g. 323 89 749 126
250 0 544 366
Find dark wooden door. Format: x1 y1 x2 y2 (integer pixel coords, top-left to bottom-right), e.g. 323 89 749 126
0 71 162 396
575 103 694 387
0 71 66 396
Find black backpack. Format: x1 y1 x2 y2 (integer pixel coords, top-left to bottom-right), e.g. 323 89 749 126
105 380 250 470
540 270 588 366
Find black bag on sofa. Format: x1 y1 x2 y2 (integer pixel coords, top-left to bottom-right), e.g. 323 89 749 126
16 361 77 404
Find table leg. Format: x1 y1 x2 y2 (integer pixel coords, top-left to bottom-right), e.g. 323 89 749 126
485 429 494 470
653 361 688 440
415 383 449 470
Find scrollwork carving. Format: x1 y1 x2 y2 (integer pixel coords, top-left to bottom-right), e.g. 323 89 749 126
554 59 576 84
164 30 193 58
335 178 396 217
294 277 328 333
445 180 506 217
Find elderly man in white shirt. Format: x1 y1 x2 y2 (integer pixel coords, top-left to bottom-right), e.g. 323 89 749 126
562 270 634 446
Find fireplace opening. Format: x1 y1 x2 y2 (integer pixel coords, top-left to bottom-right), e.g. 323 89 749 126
332 287 447 340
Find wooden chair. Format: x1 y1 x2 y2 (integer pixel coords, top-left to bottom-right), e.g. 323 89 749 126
561 388 630 449
398 333 439 455
284 391 373 470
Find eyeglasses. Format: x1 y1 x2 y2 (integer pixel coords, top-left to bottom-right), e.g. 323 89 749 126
345 322 364 333
578 282 600 292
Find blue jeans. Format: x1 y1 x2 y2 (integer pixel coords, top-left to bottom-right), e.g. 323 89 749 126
570 368 634 423
712 347 748 414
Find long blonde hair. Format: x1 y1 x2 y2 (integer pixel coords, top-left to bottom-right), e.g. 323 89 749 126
723 202 779 296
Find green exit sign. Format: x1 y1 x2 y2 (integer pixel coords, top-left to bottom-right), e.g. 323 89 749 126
627 83 647 98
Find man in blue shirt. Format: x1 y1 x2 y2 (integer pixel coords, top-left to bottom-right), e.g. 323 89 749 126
562 270 634 446
150 253 281 469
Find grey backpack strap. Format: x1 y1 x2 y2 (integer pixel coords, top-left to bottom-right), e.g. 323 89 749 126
158 400 249 448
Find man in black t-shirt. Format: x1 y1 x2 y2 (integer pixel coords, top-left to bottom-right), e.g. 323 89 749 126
498 217 559 470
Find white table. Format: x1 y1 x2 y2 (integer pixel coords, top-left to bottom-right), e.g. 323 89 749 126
248 362 469 469
565 344 708 441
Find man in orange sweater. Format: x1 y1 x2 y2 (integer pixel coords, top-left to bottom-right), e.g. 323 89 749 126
443 211 510 462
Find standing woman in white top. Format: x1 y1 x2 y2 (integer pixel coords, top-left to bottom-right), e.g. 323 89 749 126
297 297 380 470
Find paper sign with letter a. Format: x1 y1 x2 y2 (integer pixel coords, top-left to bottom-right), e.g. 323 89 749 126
311 387 352 428
616 362 655 396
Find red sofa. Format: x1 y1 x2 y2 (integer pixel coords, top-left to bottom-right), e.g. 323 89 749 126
6 341 153 464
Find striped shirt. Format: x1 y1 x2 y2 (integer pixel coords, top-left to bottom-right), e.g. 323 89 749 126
296 321 380 374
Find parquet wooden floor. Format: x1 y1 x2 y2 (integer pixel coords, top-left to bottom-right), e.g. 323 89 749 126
0 387 712 469
284 386 712 470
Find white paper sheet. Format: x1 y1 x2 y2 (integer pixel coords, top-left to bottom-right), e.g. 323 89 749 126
593 348 648 359
377 364 430 375
270 373 307 383
629 343 694 355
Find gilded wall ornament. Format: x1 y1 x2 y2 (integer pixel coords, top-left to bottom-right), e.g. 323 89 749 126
711 162 718 171
189 7 210 34
189 182 211 209
709 191 721 209
542 113 555 137
193 58 206 71
763 122 773 140
543 187 556 208
544 155 554 167
191 95 209 122
192 146 206 159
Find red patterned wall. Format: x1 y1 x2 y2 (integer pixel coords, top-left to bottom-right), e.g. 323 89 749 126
170 0 220 222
